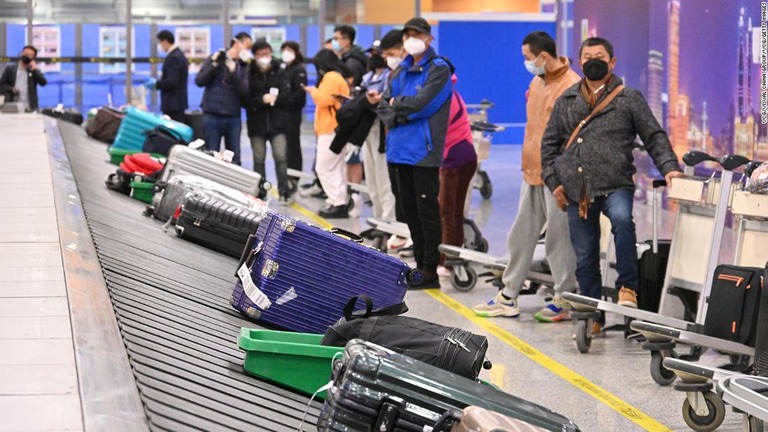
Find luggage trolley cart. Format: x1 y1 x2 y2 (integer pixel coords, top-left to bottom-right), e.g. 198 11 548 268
632 161 768 383
466 99 497 200
661 270 768 432
564 151 751 355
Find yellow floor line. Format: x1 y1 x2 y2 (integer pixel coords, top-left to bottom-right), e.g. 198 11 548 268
426 290 672 432
488 364 506 389
283 198 670 431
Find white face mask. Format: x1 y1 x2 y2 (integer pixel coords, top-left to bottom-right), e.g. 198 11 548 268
156 43 166 54
256 56 272 68
386 56 403 70
282 50 296 64
403 37 427 56
524 54 545 76
239 50 254 63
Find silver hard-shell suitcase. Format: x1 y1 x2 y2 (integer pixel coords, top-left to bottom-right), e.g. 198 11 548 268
162 145 268 198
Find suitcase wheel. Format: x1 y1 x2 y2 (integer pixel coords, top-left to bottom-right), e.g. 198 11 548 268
406 269 423 286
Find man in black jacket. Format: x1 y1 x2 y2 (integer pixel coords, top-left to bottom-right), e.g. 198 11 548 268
246 39 297 203
195 35 250 165
0 45 47 111
332 25 368 87
541 37 683 323
154 30 189 122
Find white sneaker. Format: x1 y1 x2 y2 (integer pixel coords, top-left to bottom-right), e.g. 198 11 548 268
348 193 362 218
299 184 323 197
387 236 408 250
437 266 452 279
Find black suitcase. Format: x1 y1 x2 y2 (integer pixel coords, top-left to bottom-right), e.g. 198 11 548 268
318 340 580 432
41 107 84 125
174 194 264 258
183 110 205 141
636 240 671 312
703 265 763 347
142 126 188 156
635 179 671 313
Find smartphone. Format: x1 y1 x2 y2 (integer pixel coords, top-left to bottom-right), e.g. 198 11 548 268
269 87 279 96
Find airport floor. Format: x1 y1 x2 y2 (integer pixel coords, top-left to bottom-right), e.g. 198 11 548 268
0 115 755 432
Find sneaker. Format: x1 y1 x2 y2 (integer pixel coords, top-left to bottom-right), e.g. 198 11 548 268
386 236 408 250
437 266 452 279
409 276 440 290
318 204 348 219
299 183 323 198
617 287 638 309
472 292 520 318
348 194 362 218
534 298 572 323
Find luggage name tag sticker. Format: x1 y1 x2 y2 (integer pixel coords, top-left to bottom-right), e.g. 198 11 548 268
237 264 272 310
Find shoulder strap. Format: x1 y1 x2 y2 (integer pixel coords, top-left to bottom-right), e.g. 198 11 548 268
565 84 625 150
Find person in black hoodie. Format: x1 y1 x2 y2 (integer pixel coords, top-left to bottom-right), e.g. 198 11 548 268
332 25 368 87
279 41 308 190
245 39 296 203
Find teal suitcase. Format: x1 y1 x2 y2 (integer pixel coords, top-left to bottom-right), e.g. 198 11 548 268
110 106 193 152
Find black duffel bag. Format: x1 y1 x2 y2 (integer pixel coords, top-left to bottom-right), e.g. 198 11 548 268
142 126 187 156
41 107 84 125
321 296 491 380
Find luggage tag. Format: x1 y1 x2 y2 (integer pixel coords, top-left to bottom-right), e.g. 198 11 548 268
237 242 272 311
238 264 272 310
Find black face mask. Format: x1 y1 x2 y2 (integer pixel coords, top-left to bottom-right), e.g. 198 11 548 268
583 58 609 81
368 54 386 71
20 55 32 64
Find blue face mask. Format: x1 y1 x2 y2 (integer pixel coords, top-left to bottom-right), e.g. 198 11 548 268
331 39 342 52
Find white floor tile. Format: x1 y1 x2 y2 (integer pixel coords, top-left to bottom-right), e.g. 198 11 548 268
0 298 70 318
0 394 83 431
0 339 75 365
0 316 72 339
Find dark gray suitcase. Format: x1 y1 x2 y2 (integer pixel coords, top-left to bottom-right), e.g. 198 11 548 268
317 340 579 432
175 194 265 258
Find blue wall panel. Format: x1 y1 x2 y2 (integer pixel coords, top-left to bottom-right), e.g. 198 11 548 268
437 20 556 144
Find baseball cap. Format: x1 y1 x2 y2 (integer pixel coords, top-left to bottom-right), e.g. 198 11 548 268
365 39 382 54
402 17 431 35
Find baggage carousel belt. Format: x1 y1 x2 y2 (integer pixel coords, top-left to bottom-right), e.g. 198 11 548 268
55 121 321 431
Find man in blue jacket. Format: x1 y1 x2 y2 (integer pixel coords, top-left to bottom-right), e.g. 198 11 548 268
375 17 452 289
154 30 189 122
195 34 250 165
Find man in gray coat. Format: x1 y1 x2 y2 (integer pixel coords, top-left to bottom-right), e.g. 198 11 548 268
541 37 684 333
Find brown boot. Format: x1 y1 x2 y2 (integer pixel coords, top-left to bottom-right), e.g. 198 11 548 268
617 287 638 309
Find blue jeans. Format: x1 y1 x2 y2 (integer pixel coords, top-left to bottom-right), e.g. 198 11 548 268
566 188 639 301
203 113 242 165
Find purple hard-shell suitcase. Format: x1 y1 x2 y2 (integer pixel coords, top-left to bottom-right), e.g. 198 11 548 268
231 213 419 334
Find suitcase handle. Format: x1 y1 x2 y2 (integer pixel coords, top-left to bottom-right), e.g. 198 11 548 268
431 409 461 432
343 295 409 321
329 227 364 243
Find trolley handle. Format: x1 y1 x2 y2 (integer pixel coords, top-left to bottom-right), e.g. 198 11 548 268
651 180 667 254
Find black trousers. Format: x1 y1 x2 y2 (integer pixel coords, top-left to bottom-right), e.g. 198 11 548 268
388 163 406 224
163 110 184 123
393 164 442 274
286 109 303 175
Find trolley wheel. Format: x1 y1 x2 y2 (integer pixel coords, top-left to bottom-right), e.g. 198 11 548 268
451 266 478 292
650 351 677 386
681 391 726 432
479 171 493 199
575 319 592 354
406 269 424 286
474 237 489 253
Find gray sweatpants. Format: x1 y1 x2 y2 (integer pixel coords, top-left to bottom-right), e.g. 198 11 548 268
501 182 578 299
